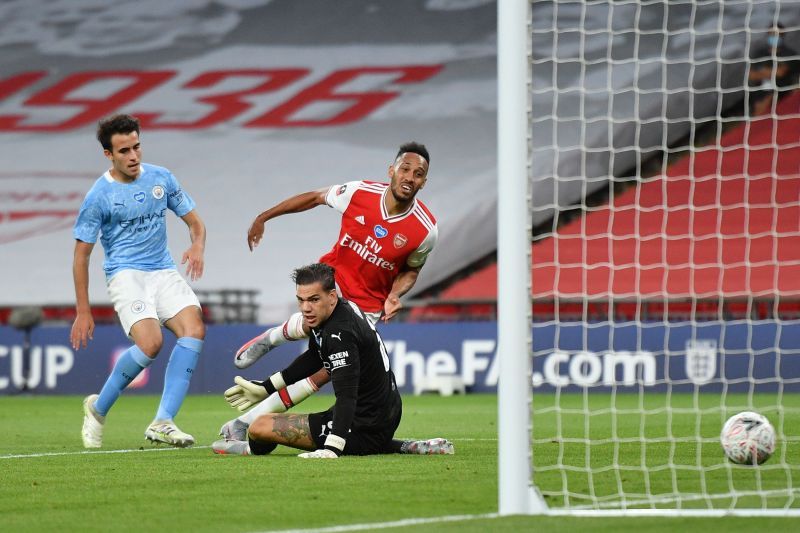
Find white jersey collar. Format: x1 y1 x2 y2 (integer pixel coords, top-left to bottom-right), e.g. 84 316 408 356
103 165 144 183
380 187 417 221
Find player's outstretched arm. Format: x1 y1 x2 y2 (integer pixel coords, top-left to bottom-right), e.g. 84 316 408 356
180 210 206 281
383 266 421 322
247 188 328 251
225 349 323 411
71 240 95 350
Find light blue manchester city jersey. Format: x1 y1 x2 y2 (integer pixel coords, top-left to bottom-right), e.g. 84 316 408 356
73 163 196 279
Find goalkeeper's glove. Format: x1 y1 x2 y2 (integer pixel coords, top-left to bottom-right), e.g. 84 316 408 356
298 434 345 458
296 434 345 458
224 376 269 411
298 449 338 459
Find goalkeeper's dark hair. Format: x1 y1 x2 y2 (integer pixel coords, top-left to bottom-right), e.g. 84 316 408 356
292 263 336 292
395 141 430 166
97 114 140 151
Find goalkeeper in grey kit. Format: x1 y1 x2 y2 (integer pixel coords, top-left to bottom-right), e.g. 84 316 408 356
213 263 453 457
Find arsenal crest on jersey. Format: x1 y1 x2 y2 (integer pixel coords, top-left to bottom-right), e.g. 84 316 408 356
393 233 408 249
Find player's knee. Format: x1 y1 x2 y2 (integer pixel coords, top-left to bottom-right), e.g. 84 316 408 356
286 312 308 339
184 320 205 340
137 338 162 357
167 309 205 340
248 414 274 440
247 415 280 455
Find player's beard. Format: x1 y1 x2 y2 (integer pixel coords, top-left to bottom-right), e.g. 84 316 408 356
390 182 415 204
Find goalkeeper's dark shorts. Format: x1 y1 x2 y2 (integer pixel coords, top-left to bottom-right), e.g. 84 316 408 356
308 403 402 456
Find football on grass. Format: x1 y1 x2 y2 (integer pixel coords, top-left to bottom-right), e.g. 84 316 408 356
720 411 776 465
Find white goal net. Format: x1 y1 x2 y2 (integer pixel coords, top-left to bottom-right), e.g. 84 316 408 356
518 0 800 514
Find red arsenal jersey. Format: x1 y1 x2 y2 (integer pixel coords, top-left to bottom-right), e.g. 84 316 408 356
319 181 438 313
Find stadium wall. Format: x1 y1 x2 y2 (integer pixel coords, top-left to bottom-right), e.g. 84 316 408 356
1 322 798 395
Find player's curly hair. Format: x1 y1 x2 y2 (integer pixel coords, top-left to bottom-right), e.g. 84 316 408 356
96 114 140 151
396 141 430 165
292 263 336 292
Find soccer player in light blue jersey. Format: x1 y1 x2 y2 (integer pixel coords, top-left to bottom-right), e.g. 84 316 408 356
72 114 206 449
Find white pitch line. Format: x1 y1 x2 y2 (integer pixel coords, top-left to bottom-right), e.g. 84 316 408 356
1 439 495 460
257 513 500 533
0 445 210 460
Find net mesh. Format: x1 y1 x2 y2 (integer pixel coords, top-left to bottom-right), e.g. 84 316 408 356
529 0 800 511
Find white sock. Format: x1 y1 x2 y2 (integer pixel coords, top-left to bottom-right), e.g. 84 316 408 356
238 377 318 425
267 312 308 346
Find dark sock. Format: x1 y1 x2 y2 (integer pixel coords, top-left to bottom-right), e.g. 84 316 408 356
388 439 409 454
248 436 278 455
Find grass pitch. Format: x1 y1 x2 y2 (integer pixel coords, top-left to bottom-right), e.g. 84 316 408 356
1 393 798 532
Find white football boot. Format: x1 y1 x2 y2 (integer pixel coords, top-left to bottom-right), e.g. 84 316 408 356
81 394 105 449
145 420 195 447
403 438 455 455
211 439 250 455
234 328 276 369
219 418 249 441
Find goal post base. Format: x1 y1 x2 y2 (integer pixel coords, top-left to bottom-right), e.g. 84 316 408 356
498 487 549 517
529 486 549 515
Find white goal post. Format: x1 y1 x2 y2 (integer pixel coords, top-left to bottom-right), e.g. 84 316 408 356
497 0 545 516
498 0 800 516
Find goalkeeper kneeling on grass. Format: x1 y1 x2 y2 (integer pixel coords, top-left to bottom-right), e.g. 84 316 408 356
212 263 453 457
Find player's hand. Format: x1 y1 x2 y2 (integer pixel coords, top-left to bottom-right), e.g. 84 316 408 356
298 449 338 459
247 217 266 251
224 376 269 411
382 293 403 322
181 244 204 281
70 311 95 350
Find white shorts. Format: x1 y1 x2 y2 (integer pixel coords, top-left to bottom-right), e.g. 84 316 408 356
107 269 201 335
364 310 381 326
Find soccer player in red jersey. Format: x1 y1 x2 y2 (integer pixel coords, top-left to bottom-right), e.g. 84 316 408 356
218 142 437 443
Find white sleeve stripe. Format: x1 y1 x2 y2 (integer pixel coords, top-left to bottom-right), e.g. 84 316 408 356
412 203 433 223
361 184 387 194
412 206 435 232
